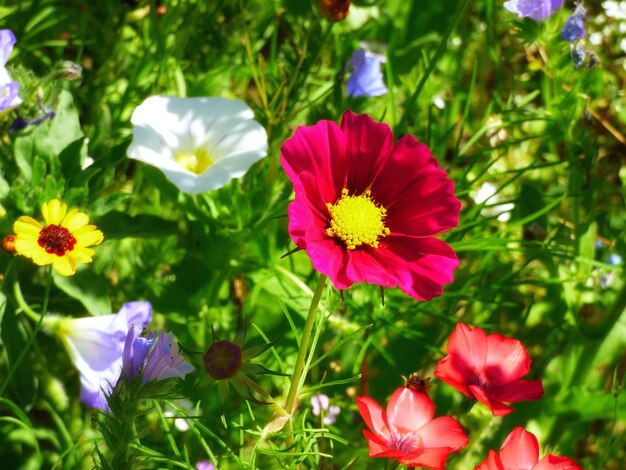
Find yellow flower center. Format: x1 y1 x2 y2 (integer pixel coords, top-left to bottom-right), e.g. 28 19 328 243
175 147 213 174
326 188 390 250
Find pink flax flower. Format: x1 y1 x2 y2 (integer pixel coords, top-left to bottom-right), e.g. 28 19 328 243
356 386 468 469
281 110 460 300
435 323 544 416
476 427 581 470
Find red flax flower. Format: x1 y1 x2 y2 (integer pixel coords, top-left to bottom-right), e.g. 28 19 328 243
356 386 468 469
476 427 581 470
434 323 544 416
281 111 460 301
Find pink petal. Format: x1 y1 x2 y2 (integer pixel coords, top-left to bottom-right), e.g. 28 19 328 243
469 385 514 416
489 379 544 403
343 246 405 289
356 396 390 443
280 119 348 205
499 427 539 470
371 135 448 208
339 110 394 194
386 388 434 435
411 416 468 451
375 236 458 300
534 454 582 470
483 333 532 385
474 450 505 470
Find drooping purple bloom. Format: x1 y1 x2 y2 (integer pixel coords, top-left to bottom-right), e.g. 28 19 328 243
562 4 586 42
140 331 194 384
504 0 563 22
0 29 22 112
122 324 155 382
346 48 388 98
311 394 341 425
53 302 152 409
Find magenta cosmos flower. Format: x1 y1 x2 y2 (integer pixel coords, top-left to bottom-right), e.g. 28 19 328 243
357 386 468 469
281 111 460 300
434 323 544 416
476 427 581 470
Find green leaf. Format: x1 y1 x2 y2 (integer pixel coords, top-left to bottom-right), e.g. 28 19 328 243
52 269 111 316
95 211 179 239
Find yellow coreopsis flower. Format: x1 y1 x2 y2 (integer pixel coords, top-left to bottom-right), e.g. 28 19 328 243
13 199 103 276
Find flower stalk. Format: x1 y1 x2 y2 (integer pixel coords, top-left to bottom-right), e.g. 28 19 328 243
0 266 53 395
283 273 327 419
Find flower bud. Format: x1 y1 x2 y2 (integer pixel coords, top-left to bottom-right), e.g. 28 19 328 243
203 340 242 380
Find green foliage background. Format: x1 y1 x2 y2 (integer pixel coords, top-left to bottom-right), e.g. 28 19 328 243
0 0 625 468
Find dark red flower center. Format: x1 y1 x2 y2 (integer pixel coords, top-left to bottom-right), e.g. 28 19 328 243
37 224 76 256
203 339 242 380
391 434 417 453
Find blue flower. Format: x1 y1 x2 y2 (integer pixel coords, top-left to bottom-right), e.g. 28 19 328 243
49 302 152 410
346 48 388 98
504 0 563 22
608 253 622 266
562 4 586 42
571 42 586 68
0 29 22 114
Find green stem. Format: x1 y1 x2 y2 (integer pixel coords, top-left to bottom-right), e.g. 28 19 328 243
0 266 53 395
283 273 327 417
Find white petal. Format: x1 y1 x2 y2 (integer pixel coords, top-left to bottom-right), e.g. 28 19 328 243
127 95 268 194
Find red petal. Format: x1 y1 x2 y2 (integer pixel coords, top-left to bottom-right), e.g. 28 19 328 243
499 427 539 469
475 450 505 470
484 333 532 385
399 447 453 469
339 110 394 194
412 416 468 451
280 119 348 204
469 385 514 416
386 387 434 434
534 454 582 469
356 396 390 442
434 355 472 397
447 323 488 371
363 429 397 457
489 380 544 403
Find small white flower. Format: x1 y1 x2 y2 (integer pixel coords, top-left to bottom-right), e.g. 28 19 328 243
474 182 514 222
311 394 341 426
127 96 268 194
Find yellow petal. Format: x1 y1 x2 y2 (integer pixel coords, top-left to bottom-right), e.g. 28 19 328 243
42 199 67 226
14 238 43 259
31 249 55 266
52 255 76 276
74 226 104 247
62 209 89 232
14 217 43 237
70 246 94 263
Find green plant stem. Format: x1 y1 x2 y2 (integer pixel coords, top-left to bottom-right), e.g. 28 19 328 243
0 266 53 395
283 273 327 418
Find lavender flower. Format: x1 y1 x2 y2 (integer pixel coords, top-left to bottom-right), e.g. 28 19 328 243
50 302 152 409
562 4 586 42
196 461 215 470
122 324 155 382
0 29 22 113
346 48 388 98
140 331 194 384
571 42 586 68
504 0 563 22
311 394 341 425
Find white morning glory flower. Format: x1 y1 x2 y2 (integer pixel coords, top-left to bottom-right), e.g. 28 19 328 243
127 96 268 194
